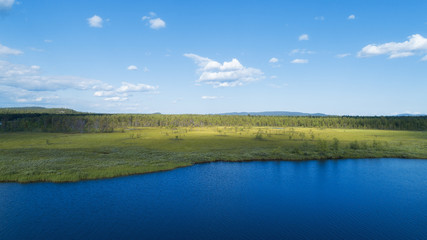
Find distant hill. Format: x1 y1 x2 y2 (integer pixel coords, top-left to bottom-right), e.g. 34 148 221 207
0 107 81 114
395 113 427 117
221 111 327 116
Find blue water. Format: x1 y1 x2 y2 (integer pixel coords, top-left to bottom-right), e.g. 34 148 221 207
1 158 427 240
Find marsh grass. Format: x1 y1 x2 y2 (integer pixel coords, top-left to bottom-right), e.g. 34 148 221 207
1 127 426 182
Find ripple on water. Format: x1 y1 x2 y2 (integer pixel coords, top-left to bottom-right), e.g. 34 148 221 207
1 158 427 240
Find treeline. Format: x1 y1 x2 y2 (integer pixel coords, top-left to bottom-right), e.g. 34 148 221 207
1 113 426 133
0 107 80 114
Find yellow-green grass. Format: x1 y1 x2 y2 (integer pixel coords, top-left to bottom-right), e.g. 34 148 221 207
1 127 426 183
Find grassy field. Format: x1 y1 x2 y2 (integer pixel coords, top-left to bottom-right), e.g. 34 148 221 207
1 126 427 182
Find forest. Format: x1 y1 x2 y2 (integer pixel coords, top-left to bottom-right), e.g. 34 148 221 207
1 113 426 133
1 110 426 182
0 107 81 114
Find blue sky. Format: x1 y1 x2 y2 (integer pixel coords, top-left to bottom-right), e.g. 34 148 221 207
0 0 426 115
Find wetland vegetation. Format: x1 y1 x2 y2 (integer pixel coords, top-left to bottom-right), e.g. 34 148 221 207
1 112 426 183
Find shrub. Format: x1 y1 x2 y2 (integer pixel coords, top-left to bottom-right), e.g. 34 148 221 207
255 132 264 140
317 140 328 152
350 140 360 150
332 138 339 151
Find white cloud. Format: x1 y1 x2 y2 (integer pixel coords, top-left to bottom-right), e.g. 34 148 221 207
269 57 278 63
0 85 61 104
402 110 422 115
127 65 138 71
0 43 22 55
314 16 325 21
127 65 148 72
0 60 159 106
88 15 103 28
421 55 427 61
184 53 264 87
16 96 59 103
116 82 157 93
0 0 14 10
104 97 128 102
291 59 308 64
389 52 415 59
299 34 309 41
149 18 166 29
336 53 351 58
44 39 53 43
142 13 166 29
29 47 44 52
0 60 113 91
348 14 356 20
358 34 427 60
290 49 315 55
142 12 156 20
94 91 114 97
93 82 157 101
0 86 32 101
201 96 220 100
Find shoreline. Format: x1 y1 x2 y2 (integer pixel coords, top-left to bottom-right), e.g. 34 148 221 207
2 156 426 184
1 127 426 183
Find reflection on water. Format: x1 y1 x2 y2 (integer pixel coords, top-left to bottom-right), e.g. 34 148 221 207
1 158 427 239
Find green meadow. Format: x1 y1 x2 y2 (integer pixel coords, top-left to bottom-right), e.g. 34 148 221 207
1 126 426 183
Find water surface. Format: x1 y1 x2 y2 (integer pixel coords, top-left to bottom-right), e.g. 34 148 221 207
1 158 427 239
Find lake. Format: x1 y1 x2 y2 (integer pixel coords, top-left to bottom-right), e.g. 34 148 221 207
1 158 427 239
